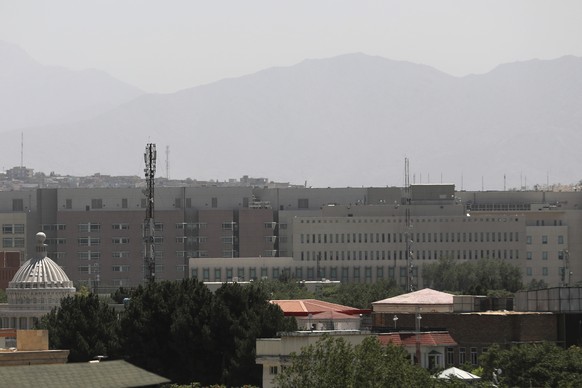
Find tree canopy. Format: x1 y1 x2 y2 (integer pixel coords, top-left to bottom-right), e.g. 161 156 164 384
37 293 121 362
422 257 523 294
120 279 296 386
479 343 582 387
275 335 432 388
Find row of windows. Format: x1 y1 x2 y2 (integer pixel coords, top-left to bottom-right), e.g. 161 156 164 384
55 251 212 260
46 237 168 245
300 217 519 224
2 237 25 248
448 347 484 366
2 224 25 234
300 249 520 261
192 265 415 282
526 251 567 260
526 235 565 244
300 232 520 245
525 267 566 277
77 264 184 273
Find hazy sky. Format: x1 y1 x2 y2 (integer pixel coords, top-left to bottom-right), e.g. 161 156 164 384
1 0 582 93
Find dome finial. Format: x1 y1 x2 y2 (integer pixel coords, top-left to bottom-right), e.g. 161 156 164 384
36 232 47 258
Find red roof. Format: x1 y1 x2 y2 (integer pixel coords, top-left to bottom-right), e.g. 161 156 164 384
270 299 369 316
309 311 360 320
378 332 457 347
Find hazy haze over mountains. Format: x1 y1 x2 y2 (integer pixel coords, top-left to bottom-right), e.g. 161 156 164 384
1 44 581 191
0 41 144 130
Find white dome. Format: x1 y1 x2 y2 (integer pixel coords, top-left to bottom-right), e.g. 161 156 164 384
8 232 74 289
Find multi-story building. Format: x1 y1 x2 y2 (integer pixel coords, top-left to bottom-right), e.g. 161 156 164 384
0 184 579 291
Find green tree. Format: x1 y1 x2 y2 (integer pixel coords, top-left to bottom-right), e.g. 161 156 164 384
422 257 522 294
321 279 401 309
0 288 6 303
120 279 295 386
275 335 432 388
256 278 315 300
480 343 582 387
37 293 121 362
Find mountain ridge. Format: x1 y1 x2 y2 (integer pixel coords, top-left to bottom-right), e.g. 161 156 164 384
1 48 581 190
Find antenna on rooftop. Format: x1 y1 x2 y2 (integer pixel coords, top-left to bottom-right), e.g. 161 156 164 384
404 157 415 292
143 143 157 283
165 145 170 180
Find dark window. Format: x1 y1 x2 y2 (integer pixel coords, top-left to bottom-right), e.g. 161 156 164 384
12 199 23 212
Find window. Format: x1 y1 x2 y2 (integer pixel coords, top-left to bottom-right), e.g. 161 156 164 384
112 237 130 244
112 265 130 272
78 252 101 260
527 267 532 276
12 199 24 211
3 224 25 234
542 251 548 260
121 198 128 208
470 348 478 365
65 199 72 209
2 238 13 248
78 237 100 246
298 198 309 209
175 198 182 208
91 199 103 209
446 348 454 365
269 366 278 375
459 348 466 364
214 268 222 281
112 223 129 230
211 197 218 208
542 235 548 244
558 235 564 244
112 251 130 259
526 235 532 245
542 267 548 276
79 223 101 233
202 268 210 281
527 252 532 260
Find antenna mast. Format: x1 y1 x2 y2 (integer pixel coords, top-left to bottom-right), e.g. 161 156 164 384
165 145 170 180
144 143 157 283
404 157 415 292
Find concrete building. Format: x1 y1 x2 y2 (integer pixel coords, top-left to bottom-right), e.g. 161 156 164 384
0 184 579 291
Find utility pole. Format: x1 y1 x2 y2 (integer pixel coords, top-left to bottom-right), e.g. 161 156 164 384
144 144 157 283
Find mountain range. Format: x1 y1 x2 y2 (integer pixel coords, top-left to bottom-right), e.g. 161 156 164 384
1 42 581 190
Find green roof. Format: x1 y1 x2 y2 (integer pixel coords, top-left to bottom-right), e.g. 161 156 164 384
0 360 171 388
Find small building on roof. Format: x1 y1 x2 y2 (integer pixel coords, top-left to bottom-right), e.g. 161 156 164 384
372 288 454 313
271 299 369 330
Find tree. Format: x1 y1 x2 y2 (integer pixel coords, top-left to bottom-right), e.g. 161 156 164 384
37 293 121 362
321 279 401 309
275 335 432 388
422 257 523 295
480 343 582 387
256 278 315 300
120 279 295 386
